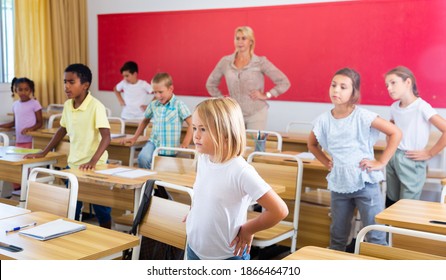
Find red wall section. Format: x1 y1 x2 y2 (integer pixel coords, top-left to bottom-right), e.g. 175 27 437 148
98 0 446 107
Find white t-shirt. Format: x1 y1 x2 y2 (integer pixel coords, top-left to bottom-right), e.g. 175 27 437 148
390 98 437 151
186 154 271 260
115 79 152 119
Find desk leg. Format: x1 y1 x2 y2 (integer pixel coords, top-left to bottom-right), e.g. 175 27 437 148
131 187 143 260
19 165 28 208
129 147 135 167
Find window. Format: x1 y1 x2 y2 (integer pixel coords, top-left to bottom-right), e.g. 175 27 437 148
0 0 13 83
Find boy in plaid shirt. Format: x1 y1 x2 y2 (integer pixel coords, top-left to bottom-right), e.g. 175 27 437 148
123 72 192 169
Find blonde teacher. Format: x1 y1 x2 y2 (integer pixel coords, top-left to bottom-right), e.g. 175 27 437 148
206 26 290 130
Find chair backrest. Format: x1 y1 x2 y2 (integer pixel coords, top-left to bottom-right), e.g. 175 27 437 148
26 168 79 219
441 185 446 204
108 117 125 134
151 147 197 174
105 107 112 117
246 129 283 152
286 121 313 133
247 152 303 226
354 224 446 260
138 180 193 250
47 113 62 129
0 132 9 146
47 104 64 112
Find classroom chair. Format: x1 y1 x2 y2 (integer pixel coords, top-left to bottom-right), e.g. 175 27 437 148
26 167 79 219
151 146 197 204
0 132 10 146
441 185 446 203
425 131 446 185
108 117 125 134
47 113 62 129
246 129 283 152
151 146 197 173
105 107 112 117
114 146 197 231
246 151 303 254
285 121 313 133
46 103 64 112
354 224 446 259
131 180 193 260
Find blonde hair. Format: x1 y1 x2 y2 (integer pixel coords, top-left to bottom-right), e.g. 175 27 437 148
151 72 173 87
195 97 246 163
234 26 255 57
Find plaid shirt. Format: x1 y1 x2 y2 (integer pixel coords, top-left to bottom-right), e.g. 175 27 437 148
144 94 191 155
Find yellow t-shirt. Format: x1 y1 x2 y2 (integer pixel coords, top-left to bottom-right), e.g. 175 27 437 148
60 93 110 168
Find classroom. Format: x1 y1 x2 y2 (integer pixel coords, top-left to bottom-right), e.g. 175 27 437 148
1 0 446 268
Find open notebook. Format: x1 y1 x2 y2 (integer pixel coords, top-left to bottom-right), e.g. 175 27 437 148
95 167 157 178
19 219 86 241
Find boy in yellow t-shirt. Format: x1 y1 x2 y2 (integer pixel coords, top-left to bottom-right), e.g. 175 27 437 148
25 64 112 228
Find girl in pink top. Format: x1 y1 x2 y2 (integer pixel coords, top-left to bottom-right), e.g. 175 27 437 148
0 77 43 148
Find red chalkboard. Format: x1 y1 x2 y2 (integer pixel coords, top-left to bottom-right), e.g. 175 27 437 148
98 0 446 107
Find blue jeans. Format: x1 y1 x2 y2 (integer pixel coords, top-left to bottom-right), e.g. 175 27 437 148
187 244 250 260
75 201 112 225
138 141 156 169
64 166 112 225
330 182 387 251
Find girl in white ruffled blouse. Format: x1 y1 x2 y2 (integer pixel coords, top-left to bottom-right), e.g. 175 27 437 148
307 68 401 251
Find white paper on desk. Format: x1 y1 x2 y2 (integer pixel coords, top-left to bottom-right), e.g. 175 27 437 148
114 169 157 178
19 219 86 241
296 152 316 160
95 167 133 175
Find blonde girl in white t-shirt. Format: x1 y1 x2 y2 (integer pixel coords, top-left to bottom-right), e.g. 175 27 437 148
385 66 446 207
186 97 288 260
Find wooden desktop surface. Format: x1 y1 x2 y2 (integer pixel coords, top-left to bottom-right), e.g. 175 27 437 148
375 199 446 235
64 164 285 213
0 147 66 184
0 147 66 207
66 164 285 194
27 129 149 166
282 246 380 260
0 211 139 260
0 203 30 220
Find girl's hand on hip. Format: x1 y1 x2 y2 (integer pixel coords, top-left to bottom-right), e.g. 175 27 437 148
230 225 253 256
359 159 383 172
405 150 432 161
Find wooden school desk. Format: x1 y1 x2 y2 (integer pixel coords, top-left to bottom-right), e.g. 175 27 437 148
276 132 386 160
282 246 381 260
375 199 446 257
64 164 286 215
27 128 149 166
0 146 66 207
0 202 30 220
375 199 446 235
0 211 139 260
